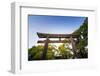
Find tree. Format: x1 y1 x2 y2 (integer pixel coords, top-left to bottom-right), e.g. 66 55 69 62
28 45 44 60
73 18 88 58
58 43 74 59
46 44 55 59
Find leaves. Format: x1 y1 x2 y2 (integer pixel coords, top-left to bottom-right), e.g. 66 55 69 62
73 18 88 58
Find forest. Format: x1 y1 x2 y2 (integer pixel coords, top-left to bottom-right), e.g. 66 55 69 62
28 18 88 61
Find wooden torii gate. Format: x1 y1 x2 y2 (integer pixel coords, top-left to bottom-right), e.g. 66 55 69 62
37 32 79 59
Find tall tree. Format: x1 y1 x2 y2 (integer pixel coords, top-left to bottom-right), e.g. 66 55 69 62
73 18 88 58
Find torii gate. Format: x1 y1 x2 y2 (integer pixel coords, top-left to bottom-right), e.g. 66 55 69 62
37 32 79 60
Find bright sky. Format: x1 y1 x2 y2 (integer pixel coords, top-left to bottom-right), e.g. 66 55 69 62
28 15 86 48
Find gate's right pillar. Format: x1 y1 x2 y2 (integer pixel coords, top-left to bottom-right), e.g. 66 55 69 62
70 36 77 58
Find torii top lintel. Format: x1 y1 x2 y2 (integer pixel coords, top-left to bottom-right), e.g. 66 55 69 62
37 32 79 38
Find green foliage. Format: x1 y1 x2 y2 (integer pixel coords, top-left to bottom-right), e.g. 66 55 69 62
28 43 73 60
46 44 55 59
73 18 88 58
58 43 73 59
28 45 44 60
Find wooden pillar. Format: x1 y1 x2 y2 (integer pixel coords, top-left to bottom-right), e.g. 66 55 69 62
70 36 77 58
59 38 61 41
41 36 49 60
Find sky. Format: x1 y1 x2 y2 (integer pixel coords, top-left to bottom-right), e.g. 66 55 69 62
28 15 86 48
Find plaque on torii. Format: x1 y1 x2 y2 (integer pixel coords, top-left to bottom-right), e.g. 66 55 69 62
37 32 79 60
